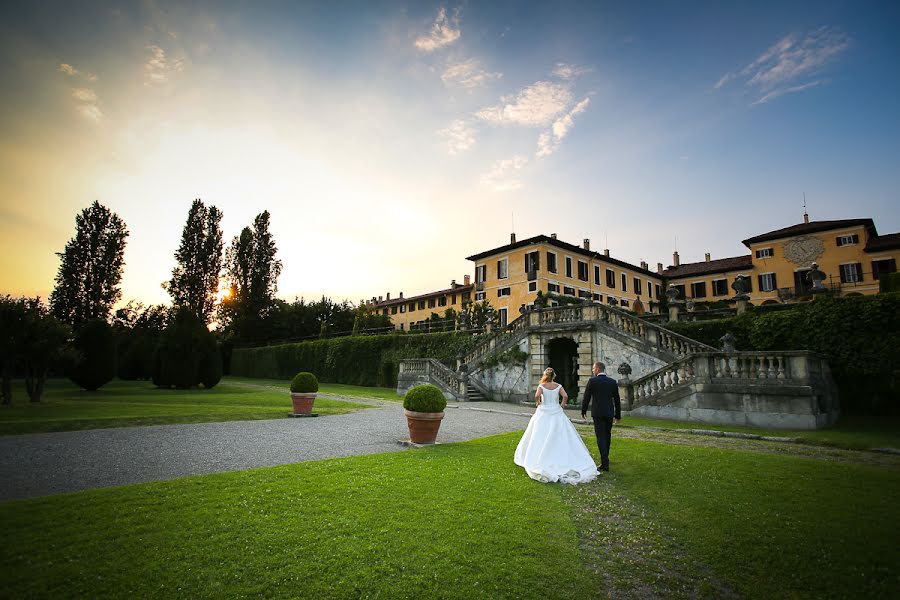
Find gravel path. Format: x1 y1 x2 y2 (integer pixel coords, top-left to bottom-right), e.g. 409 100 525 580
0 400 534 503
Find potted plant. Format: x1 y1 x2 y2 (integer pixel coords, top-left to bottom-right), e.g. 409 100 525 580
290 371 319 416
403 384 447 444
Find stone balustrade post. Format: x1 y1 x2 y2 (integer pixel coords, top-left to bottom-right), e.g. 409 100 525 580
668 302 681 322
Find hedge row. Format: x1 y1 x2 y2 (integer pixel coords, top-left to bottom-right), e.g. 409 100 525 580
230 332 479 387
665 293 900 414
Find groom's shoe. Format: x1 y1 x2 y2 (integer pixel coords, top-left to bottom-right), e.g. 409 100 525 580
600 465 609 472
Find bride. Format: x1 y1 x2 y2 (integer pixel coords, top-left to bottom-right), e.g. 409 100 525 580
514 367 599 484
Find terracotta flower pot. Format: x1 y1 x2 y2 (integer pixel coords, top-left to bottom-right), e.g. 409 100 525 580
291 392 317 415
404 409 445 444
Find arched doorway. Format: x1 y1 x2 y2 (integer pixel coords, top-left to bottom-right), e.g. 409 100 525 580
546 337 579 396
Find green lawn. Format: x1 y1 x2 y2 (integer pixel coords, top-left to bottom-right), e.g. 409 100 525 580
623 413 900 451
0 379 373 435
1 432 897 599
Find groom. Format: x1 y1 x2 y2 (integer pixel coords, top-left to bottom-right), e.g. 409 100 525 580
581 361 621 472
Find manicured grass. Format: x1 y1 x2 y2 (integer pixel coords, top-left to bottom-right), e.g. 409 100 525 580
587 437 900 599
623 413 900 450
0 379 372 435
0 434 595 599
225 375 404 402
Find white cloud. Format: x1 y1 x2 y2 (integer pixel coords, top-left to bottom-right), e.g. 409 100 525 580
414 7 461 52
144 45 183 85
480 155 528 191
76 104 103 121
71 88 97 102
86 73 98 82
751 80 824 105
441 59 502 88
476 81 572 127
439 119 476 155
536 97 590 158
552 63 590 80
715 27 849 104
58 63 78 76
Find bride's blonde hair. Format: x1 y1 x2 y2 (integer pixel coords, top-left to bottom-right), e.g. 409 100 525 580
540 367 556 384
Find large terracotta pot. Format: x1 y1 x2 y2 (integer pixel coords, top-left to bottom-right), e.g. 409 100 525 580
404 409 445 444
291 392 317 415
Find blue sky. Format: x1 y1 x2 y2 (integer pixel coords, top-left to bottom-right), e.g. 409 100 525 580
1 1 898 306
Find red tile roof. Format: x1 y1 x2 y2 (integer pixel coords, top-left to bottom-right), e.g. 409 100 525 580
373 284 473 308
865 232 900 252
662 255 753 278
741 219 875 247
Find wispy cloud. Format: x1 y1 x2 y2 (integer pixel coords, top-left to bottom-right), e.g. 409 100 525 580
439 119 476 154
751 80 825 105
414 7 460 52
144 45 183 85
536 97 590 158
71 88 97 102
476 81 572 127
480 155 528 191
715 27 849 104
441 59 502 88
552 63 590 80
76 104 103 121
58 63 78 76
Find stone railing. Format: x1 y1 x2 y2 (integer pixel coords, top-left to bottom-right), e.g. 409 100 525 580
630 355 698 406
461 313 530 370
397 358 464 399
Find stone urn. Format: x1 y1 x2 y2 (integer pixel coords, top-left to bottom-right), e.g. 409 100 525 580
403 384 448 445
290 371 319 417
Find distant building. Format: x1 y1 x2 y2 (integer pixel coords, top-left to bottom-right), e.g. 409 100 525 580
369 277 472 331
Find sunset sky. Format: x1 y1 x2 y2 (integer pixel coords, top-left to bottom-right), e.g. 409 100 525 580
2 1 899 308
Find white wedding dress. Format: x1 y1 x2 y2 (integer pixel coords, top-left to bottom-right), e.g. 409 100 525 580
514 384 599 484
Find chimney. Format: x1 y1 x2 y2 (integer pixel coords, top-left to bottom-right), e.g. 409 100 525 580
673 251 680 267
604 249 610 257
386 292 390 300
550 233 557 239
583 238 590 251
378 295 383 302
510 233 516 244
399 292 404 299
803 211 809 224
705 253 711 263
463 274 471 285
657 262 664 273
450 279 457 288
640 261 648 270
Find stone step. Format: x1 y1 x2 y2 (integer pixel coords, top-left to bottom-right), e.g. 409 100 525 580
466 385 485 402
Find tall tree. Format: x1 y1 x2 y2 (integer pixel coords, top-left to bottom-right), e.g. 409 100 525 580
0 296 27 405
164 199 224 325
220 210 282 333
49 201 129 327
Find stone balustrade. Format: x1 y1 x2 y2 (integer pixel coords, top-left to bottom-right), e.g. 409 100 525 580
398 358 463 399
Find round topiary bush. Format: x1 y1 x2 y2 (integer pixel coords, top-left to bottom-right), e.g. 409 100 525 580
403 384 447 413
290 372 319 393
67 319 116 391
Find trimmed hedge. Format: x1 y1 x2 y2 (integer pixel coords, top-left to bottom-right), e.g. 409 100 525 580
880 272 900 293
666 293 900 414
67 319 116 391
403 384 447 413
230 332 478 387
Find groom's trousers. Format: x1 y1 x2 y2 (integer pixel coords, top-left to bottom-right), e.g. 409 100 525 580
593 417 614 468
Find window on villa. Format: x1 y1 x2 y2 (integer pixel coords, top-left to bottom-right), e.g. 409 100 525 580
525 251 540 273
547 252 557 273
439 296 447 307
475 264 487 283
606 269 615 288
475 291 486 301
528 281 537 292
563 286 575 296
400 305 406 313
655 284 661 298
594 265 601 285
755 248 774 258
672 284 686 299
691 281 707 298
593 293 602 302
577 260 588 281
497 258 509 279
712 279 729 296
497 287 511 297
498 308 508 328
548 282 560 293
758 273 777 292
578 289 591 298
839 263 862 283
418 300 426 310
647 281 653 298
391 306 398 314
620 299 630 308
462 292 471 302
565 256 573 278
428 298 436 308
621 273 627 292
836 234 860 247
634 278 642 295
872 258 897 280
382 308 388 315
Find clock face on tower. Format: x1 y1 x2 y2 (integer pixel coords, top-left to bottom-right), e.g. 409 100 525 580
782 235 825 266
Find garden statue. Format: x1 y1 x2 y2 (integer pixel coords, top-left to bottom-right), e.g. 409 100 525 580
807 262 828 292
632 298 645 315
666 284 682 303
731 275 751 299
617 362 632 377
719 332 737 352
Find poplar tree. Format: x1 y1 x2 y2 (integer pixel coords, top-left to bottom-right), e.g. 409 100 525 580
164 199 224 325
49 201 129 327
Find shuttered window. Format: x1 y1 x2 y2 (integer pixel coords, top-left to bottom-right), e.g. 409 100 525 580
839 263 863 283
872 258 897 280
836 234 860 247
758 273 777 292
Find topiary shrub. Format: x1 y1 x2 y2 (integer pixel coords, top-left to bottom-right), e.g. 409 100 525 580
403 384 447 413
154 308 220 389
118 334 158 380
290 371 319 393
67 319 116 391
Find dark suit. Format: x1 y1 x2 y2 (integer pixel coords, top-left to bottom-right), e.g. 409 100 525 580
581 374 622 469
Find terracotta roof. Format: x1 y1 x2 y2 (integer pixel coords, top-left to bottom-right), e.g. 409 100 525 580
662 255 753 279
373 284 473 308
741 219 875 247
865 232 900 252
465 234 660 277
